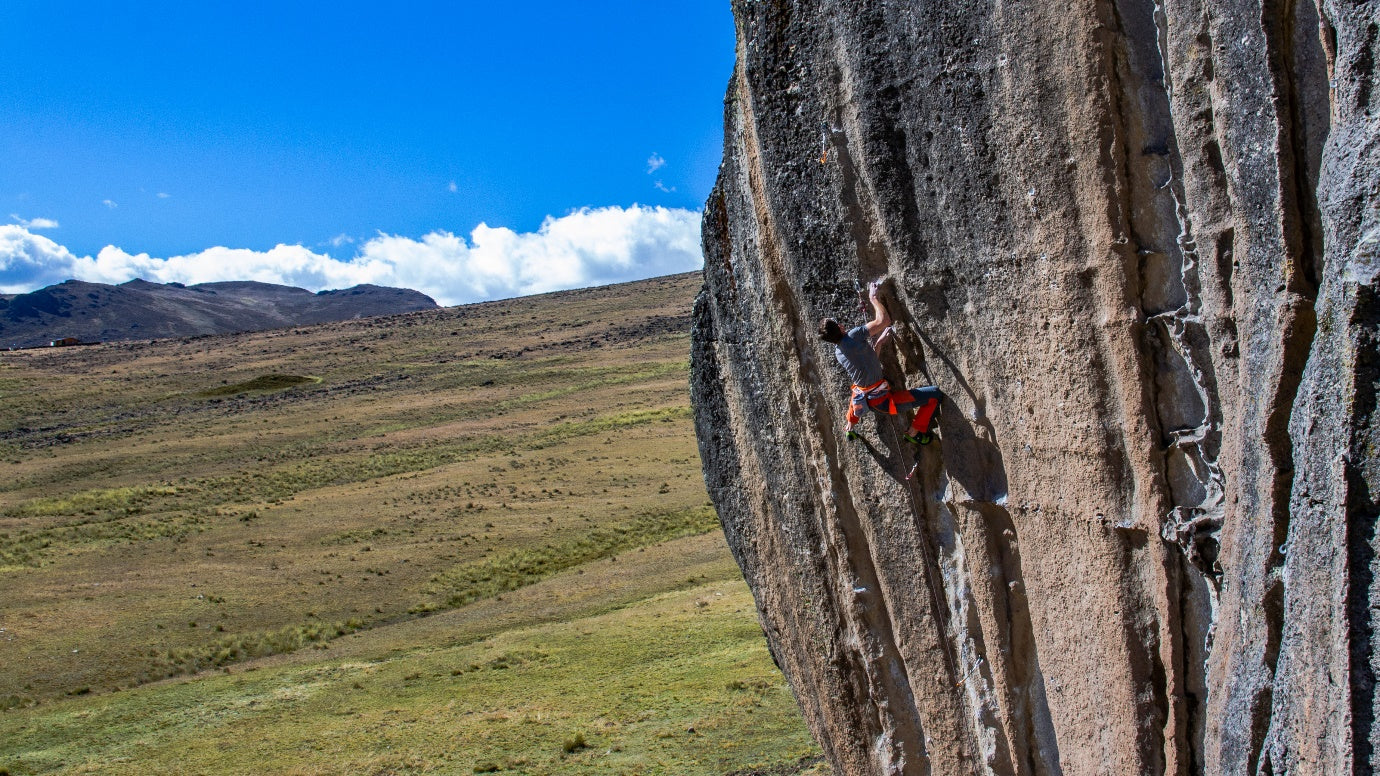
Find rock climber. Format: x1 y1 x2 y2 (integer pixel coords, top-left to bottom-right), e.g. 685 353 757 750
818 282 942 444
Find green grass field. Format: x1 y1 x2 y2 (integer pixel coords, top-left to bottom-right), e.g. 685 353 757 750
0 273 826 775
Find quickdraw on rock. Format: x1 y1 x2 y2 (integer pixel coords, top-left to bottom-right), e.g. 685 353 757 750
853 279 869 314
955 656 986 688
819 121 830 164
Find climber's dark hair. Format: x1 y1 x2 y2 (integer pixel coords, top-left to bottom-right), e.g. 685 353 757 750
818 318 845 343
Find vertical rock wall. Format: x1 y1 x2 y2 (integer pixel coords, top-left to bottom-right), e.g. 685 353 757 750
690 0 1378 773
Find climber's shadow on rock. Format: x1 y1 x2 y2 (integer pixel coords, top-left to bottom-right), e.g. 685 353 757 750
853 428 907 475
935 393 1008 504
890 321 1008 503
881 303 1060 770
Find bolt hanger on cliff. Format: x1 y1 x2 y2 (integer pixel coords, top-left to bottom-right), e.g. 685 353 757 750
818 279 942 446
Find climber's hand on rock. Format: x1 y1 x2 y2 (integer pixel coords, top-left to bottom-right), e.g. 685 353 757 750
864 282 892 336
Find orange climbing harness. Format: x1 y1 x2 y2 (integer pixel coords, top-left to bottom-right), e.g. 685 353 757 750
848 380 943 430
848 379 909 424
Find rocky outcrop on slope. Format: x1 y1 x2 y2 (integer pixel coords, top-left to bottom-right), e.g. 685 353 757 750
0 279 437 347
691 1 1377 773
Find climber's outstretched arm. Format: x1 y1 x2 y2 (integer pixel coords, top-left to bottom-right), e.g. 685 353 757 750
864 283 891 337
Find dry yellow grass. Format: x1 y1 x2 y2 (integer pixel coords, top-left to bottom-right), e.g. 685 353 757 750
0 273 826 775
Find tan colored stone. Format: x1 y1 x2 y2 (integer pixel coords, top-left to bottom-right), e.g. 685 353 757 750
692 1 1377 773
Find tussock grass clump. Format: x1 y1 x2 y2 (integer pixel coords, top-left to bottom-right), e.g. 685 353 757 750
1 488 203 566
529 407 691 450
4 485 180 518
154 618 367 677
481 650 544 671
561 732 589 754
419 505 718 611
0 510 206 566
0 694 34 711
196 374 319 397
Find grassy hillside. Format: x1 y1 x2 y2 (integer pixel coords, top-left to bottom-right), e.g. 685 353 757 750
0 273 826 775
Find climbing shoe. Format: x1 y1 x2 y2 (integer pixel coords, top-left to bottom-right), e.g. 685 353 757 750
846 429 861 441
904 432 933 446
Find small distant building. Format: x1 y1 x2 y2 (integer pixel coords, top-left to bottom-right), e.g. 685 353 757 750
50 337 82 347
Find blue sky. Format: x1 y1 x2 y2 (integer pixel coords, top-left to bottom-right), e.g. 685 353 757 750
0 1 735 304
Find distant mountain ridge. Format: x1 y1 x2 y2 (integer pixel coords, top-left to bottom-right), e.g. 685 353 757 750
0 278 438 348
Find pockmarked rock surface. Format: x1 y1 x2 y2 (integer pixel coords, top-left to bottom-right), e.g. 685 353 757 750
691 1 1378 773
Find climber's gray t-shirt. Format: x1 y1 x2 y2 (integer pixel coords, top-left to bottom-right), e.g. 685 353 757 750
835 326 883 387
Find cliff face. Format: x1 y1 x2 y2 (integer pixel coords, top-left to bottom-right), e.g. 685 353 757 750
690 1 1378 774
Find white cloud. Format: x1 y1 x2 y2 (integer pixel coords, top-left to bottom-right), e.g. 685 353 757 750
647 153 666 174
0 205 704 306
447 181 458 193
9 214 59 230
157 192 170 199
0 225 84 292
102 199 118 209
654 181 677 193
327 233 355 248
